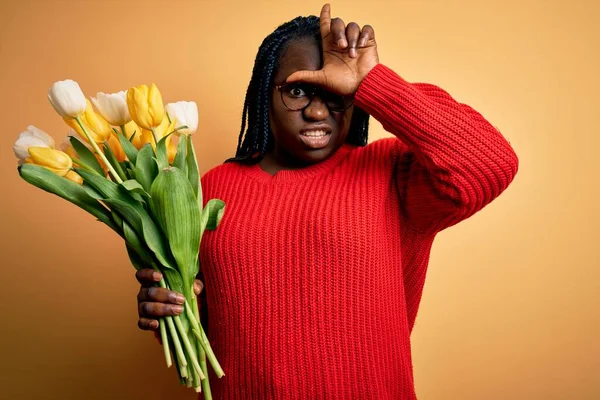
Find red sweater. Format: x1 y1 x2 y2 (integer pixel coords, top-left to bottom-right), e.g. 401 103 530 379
199 64 519 399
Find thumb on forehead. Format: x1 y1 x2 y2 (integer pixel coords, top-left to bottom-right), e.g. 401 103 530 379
286 70 327 86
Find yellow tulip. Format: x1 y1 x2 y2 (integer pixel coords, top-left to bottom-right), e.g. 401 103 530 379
27 147 72 177
122 120 140 139
64 99 112 144
167 135 178 164
127 83 165 130
156 114 176 140
65 170 83 185
107 133 126 162
139 115 176 149
130 128 152 150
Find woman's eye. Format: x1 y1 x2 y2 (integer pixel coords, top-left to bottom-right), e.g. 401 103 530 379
289 87 306 97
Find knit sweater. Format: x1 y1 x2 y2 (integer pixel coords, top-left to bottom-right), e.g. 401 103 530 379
198 64 519 399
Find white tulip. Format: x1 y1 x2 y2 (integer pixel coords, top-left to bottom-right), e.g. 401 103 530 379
91 90 131 126
47 79 87 118
13 125 55 165
166 101 198 135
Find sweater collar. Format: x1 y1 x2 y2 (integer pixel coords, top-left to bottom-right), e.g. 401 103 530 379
242 144 354 184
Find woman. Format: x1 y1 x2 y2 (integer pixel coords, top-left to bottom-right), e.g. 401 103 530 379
135 4 519 399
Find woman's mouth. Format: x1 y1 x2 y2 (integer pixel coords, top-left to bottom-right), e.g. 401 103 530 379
299 129 331 149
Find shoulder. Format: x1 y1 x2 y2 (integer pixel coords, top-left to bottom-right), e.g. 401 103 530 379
200 161 244 188
348 136 408 162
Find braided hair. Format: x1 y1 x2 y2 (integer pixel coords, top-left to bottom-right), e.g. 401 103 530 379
226 15 370 165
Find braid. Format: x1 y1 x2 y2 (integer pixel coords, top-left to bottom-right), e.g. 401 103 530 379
226 15 370 164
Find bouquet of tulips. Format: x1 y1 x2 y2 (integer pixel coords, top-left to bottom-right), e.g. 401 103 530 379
13 79 225 396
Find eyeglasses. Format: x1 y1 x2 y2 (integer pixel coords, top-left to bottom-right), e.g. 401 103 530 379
274 83 354 112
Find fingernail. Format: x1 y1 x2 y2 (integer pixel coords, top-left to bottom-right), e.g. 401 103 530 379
338 38 347 48
171 293 185 304
172 305 184 314
150 320 159 330
152 272 162 281
350 48 357 58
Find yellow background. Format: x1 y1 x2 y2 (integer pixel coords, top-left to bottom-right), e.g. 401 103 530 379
1 0 598 399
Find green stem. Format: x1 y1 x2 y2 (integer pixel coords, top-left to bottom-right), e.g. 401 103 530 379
194 295 212 399
179 355 189 378
184 300 224 378
166 316 187 368
149 264 186 370
75 117 123 184
185 364 193 387
121 124 126 136
159 317 172 368
173 315 204 379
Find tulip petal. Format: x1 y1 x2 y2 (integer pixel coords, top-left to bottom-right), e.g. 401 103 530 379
48 80 87 118
92 91 131 126
28 147 73 176
148 84 165 127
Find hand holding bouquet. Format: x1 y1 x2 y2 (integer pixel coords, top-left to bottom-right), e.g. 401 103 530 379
14 79 224 397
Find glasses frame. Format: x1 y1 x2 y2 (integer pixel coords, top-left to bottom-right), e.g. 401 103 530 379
274 83 354 113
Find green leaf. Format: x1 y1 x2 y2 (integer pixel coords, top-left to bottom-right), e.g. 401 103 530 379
82 182 103 199
111 210 123 230
202 199 226 231
77 168 121 198
103 142 128 181
162 269 185 297
102 197 176 271
18 164 120 235
117 132 139 164
156 132 173 171
126 243 147 271
69 136 104 176
150 167 201 298
156 132 174 170
135 144 158 193
124 161 136 180
121 179 151 198
172 135 187 171
123 220 154 268
185 135 202 210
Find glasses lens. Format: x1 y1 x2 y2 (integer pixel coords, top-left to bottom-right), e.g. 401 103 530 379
280 84 311 111
279 84 353 111
324 93 352 112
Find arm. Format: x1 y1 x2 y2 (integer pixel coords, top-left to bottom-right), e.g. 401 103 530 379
355 64 519 233
285 4 518 232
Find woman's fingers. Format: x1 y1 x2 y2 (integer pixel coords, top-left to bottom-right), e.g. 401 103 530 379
359 24 375 47
138 317 159 331
330 17 347 48
138 286 185 304
135 268 162 287
194 279 204 296
138 301 184 318
346 22 361 57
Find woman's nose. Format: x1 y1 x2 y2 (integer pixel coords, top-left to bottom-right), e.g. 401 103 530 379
303 95 330 121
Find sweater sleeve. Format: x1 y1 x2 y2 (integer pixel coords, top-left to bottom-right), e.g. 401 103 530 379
354 64 519 233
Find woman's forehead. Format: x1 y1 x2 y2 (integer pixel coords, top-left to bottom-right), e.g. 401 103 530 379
274 37 322 82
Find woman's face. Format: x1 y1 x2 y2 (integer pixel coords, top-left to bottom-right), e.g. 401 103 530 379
268 36 354 167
